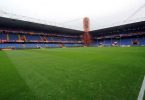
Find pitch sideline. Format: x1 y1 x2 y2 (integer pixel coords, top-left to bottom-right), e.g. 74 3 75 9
137 76 145 100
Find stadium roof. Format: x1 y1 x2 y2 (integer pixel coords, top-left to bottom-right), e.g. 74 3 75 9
0 14 145 36
91 20 145 36
1 14 145 35
0 0 145 34
0 0 145 31
0 16 83 34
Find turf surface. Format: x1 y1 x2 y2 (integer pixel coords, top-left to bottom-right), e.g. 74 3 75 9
0 47 145 100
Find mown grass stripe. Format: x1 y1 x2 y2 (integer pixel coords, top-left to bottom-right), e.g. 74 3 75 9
1 47 145 100
0 51 38 100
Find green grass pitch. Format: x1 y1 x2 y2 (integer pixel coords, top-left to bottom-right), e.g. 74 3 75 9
0 47 145 100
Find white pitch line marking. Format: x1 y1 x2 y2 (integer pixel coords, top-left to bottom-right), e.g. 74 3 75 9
137 76 145 100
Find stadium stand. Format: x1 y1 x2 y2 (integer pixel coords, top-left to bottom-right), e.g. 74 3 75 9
0 15 84 49
0 30 83 49
91 21 145 47
0 15 145 49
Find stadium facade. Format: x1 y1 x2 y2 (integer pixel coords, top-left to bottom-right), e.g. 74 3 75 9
0 14 145 49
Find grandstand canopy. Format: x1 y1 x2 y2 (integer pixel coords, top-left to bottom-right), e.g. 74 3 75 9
91 20 145 36
0 16 83 34
0 0 145 31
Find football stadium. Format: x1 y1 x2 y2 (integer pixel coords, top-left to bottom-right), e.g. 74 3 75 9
0 0 145 100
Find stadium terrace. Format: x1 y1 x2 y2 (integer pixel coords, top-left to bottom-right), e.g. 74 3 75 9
0 16 145 49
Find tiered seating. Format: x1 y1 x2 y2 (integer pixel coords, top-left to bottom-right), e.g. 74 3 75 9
64 44 83 47
48 44 60 48
0 32 7 40
92 31 145 46
9 33 19 41
0 31 82 49
139 37 145 45
0 43 22 49
104 39 112 46
26 34 41 41
120 38 131 45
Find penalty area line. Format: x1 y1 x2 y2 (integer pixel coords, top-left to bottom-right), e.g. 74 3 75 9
137 76 145 100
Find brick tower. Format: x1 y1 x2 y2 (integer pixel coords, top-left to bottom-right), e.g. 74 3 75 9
83 17 91 46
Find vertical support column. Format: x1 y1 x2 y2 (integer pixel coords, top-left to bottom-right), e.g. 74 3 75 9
120 36 121 46
24 35 27 41
18 34 20 40
111 37 112 46
143 35 145 45
7 33 9 41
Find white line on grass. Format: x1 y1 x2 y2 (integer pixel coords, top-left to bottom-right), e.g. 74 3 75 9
137 76 145 100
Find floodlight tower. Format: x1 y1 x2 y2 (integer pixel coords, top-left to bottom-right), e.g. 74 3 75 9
83 17 91 46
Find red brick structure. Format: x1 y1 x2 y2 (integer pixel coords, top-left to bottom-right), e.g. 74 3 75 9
83 17 91 46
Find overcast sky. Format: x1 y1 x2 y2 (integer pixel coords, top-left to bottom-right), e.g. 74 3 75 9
0 0 145 31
